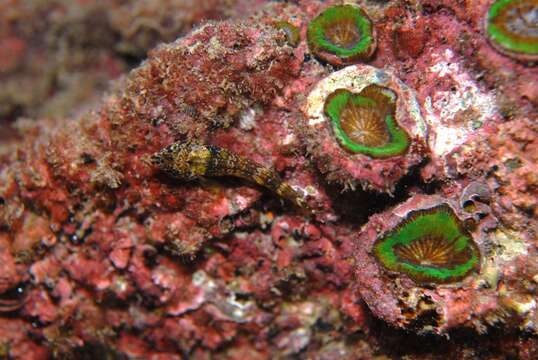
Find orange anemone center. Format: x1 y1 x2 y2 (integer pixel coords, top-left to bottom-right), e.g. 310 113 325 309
394 235 471 268
325 18 361 48
340 103 390 147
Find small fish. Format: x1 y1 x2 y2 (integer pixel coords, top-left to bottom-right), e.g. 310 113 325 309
151 142 310 212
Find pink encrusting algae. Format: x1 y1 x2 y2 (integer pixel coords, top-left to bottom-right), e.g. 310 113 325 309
0 0 537 359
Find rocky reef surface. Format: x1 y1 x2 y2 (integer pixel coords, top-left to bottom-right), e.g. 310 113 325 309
0 0 537 359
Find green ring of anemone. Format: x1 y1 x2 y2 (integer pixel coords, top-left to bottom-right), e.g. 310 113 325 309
373 205 481 284
307 5 375 60
486 0 538 56
324 89 410 158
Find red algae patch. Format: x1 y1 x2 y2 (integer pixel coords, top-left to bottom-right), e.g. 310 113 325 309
0 0 538 358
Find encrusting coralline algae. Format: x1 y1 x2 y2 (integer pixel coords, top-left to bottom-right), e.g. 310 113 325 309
0 0 537 358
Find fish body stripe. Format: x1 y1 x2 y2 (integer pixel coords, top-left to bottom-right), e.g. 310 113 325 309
151 142 310 211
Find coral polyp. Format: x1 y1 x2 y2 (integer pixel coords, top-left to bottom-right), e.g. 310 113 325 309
325 18 360 48
331 89 390 147
274 21 300 47
307 5 376 65
303 65 427 192
324 85 410 158
393 235 470 268
373 204 481 284
485 0 538 62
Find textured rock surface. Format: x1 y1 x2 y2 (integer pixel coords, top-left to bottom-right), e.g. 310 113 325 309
0 0 537 359
0 0 258 129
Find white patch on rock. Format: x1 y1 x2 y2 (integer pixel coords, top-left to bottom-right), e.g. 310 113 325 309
282 133 295 145
425 49 498 157
493 228 528 261
239 108 257 130
192 270 257 323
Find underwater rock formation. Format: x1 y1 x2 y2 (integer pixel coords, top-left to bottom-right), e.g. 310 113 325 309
0 0 254 127
0 0 537 359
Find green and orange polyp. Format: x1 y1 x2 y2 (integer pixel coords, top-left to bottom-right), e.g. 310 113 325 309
373 204 481 284
486 0 538 61
307 5 376 64
324 84 410 158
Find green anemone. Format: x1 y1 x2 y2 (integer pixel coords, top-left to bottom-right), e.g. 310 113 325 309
486 0 538 61
373 204 481 284
323 85 410 158
307 5 376 64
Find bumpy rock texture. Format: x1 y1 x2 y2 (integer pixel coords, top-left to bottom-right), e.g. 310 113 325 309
0 0 256 129
0 0 537 359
